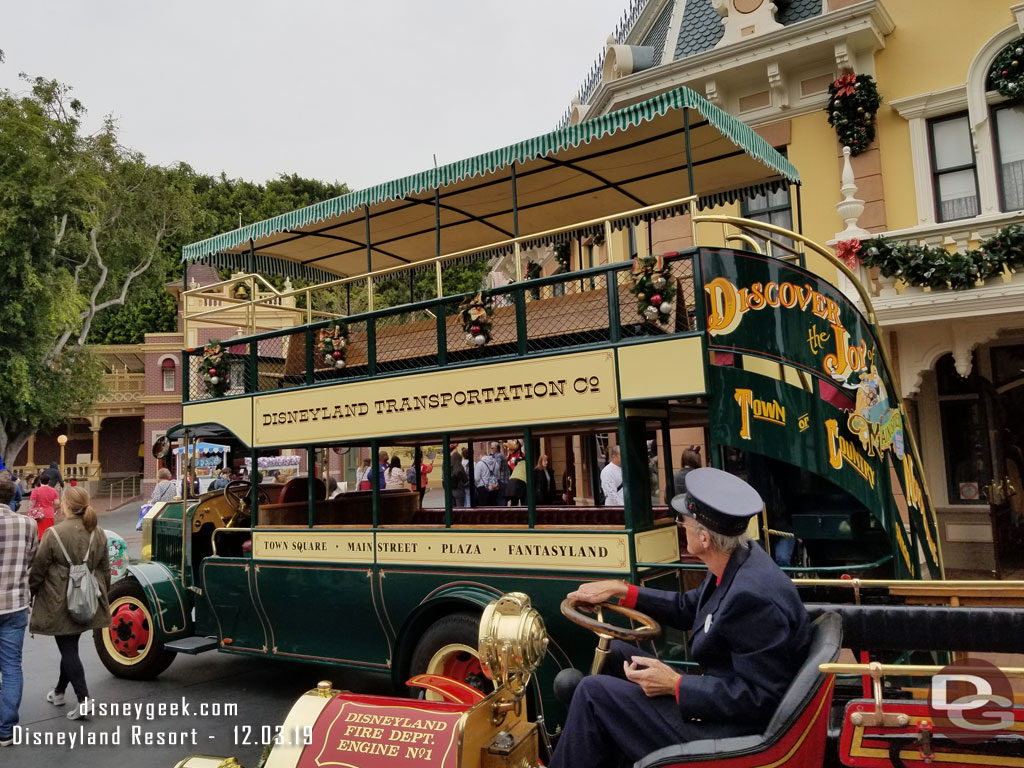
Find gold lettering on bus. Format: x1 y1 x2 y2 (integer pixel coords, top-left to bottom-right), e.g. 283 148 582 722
825 418 876 489
734 388 786 440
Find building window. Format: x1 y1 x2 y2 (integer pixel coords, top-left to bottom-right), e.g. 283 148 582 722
992 104 1024 212
928 113 980 222
161 358 176 392
740 185 793 253
935 353 990 504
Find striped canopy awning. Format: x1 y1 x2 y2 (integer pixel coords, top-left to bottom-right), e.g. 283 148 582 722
182 86 799 278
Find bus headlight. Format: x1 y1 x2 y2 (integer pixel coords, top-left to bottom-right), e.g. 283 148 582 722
478 592 548 699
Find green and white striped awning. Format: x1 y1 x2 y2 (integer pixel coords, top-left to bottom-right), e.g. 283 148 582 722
183 86 799 276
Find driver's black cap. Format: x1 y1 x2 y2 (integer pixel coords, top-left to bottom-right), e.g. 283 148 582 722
670 467 762 536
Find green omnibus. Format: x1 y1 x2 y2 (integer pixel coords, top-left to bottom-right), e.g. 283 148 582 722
95 86 940 728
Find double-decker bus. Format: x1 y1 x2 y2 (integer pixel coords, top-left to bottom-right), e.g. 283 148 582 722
97 87 942 728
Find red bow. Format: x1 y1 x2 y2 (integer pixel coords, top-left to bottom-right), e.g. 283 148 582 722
834 73 857 98
835 238 862 269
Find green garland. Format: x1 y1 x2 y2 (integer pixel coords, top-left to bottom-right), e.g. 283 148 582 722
825 72 882 156
629 255 677 325
988 37 1024 103
200 340 231 397
459 291 494 347
320 320 349 369
857 224 1024 290
553 242 571 274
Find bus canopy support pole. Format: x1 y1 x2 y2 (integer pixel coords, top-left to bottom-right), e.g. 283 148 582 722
434 185 441 292
442 437 452 527
364 206 374 312
307 446 316 528
250 447 259 525
512 163 522 285
523 427 535 529
371 442 380 528
182 258 189 345
683 109 695 198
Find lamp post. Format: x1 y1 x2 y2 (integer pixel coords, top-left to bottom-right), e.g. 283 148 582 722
57 434 68 480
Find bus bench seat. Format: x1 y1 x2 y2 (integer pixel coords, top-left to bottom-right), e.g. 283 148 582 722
408 506 626 527
635 612 841 768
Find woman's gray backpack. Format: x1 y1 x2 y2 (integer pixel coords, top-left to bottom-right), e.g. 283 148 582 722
49 529 101 623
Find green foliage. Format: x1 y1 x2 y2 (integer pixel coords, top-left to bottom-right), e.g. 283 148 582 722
988 37 1024 103
825 73 882 156
858 224 1024 290
629 255 677 325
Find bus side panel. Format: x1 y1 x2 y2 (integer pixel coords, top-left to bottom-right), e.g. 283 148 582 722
255 562 389 667
202 559 269 654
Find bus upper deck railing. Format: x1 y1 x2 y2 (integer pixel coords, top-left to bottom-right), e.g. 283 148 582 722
183 250 700 402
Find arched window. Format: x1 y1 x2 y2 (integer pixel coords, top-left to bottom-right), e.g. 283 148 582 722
161 358 176 392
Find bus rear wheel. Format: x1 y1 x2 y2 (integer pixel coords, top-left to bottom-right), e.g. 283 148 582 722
410 612 491 698
94 579 176 680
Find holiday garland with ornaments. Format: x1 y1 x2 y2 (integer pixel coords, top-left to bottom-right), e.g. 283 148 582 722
629 254 676 325
200 340 231 397
459 291 494 346
553 241 571 274
836 224 1024 290
825 72 882 156
989 37 1024 103
320 320 349 369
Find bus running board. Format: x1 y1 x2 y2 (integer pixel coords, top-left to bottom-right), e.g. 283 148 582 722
164 637 219 655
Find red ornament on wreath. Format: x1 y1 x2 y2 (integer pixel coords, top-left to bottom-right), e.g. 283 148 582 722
650 294 663 307
209 368 216 376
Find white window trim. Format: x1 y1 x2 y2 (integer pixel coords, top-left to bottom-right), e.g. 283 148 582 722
891 14 1024 227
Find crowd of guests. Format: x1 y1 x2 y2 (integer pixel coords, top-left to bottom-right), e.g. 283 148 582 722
0 478 111 746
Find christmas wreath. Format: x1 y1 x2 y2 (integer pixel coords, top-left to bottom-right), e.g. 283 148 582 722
200 340 231 397
849 224 1024 290
553 241 571 274
825 72 882 156
988 37 1024 103
630 254 676 325
459 291 494 347
320 320 349 369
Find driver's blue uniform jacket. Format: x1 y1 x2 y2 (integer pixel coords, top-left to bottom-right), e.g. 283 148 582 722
623 543 810 727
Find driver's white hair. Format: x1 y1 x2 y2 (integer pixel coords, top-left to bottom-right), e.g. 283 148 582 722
691 521 749 554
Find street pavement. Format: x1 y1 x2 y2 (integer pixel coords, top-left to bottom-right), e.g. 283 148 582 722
5 500 390 767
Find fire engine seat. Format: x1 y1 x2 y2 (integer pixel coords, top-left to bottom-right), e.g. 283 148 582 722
635 611 842 768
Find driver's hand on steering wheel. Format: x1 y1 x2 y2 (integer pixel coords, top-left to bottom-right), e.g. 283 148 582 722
623 656 681 698
567 580 629 605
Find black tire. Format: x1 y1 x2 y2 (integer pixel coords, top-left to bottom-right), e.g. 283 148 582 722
93 579 177 680
409 612 489 695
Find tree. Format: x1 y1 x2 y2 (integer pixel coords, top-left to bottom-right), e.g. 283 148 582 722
0 73 197 466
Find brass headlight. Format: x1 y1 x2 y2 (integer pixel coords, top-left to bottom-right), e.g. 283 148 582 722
478 592 549 698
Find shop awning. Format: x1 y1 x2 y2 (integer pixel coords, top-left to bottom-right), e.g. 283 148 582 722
172 442 230 455
182 86 799 278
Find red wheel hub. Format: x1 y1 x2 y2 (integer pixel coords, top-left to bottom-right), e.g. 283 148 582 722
110 602 150 658
442 651 484 688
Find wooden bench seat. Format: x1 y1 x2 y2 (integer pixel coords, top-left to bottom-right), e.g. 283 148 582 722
409 506 626 527
257 489 420 527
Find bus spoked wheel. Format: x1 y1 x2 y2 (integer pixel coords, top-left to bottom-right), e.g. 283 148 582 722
410 612 493 700
93 579 177 680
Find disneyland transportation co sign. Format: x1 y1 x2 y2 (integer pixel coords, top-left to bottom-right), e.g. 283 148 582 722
252 350 617 445
700 249 940 577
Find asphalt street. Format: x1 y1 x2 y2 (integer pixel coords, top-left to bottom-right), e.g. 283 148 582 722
5 500 391 768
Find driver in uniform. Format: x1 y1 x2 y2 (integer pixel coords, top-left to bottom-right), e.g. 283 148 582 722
549 467 810 768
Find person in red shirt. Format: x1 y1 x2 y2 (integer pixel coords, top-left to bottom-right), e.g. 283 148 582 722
29 475 60 540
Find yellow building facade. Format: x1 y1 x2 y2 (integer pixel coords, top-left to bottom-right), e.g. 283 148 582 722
567 0 1024 575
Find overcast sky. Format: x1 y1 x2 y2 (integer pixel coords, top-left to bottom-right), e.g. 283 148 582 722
2 0 627 191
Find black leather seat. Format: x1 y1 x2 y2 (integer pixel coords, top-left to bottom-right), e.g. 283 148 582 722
635 612 842 768
805 603 1024 653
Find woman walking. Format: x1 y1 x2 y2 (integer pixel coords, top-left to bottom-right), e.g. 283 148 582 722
28 486 110 721
28 474 60 539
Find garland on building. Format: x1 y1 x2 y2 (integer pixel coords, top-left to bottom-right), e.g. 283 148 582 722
825 72 882 156
460 291 494 346
523 261 542 300
320 320 349 369
988 37 1024 103
629 254 676 325
200 340 231 397
847 224 1024 290
553 241 571 274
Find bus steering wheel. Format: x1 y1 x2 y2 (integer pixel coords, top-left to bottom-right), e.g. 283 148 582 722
223 480 268 527
560 598 661 642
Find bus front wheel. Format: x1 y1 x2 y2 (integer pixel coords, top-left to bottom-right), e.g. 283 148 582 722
94 579 177 680
409 612 491 698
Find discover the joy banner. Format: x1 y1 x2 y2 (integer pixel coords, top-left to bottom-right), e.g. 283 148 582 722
698 249 940 577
